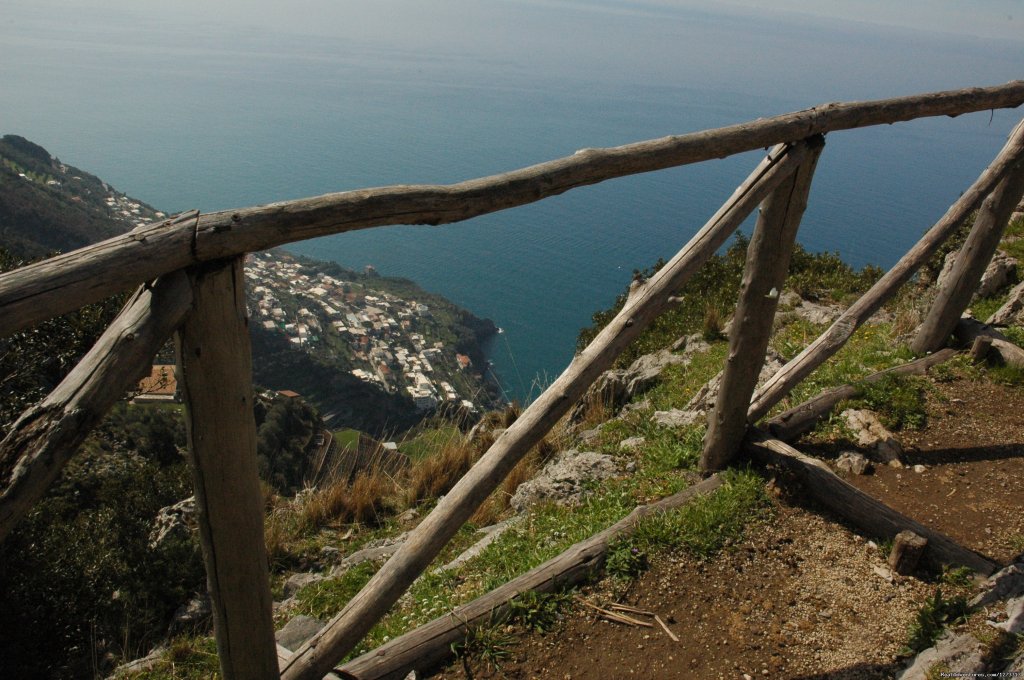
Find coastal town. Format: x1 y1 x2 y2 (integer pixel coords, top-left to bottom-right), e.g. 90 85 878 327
243 250 489 415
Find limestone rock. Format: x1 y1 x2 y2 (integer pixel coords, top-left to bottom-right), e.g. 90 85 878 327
896 630 987 679
987 280 1024 326
284 572 324 598
977 250 1018 299
971 561 1024 609
685 348 785 416
332 532 410 576
149 496 196 549
842 409 903 465
779 290 842 325
435 517 523 573
619 436 646 452
169 592 212 634
571 344 704 423
276 614 325 651
652 409 702 429
578 427 602 445
835 451 870 475
510 450 618 512
937 249 1018 301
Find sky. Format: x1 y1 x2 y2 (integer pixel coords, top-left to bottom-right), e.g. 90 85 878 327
5 0 1022 43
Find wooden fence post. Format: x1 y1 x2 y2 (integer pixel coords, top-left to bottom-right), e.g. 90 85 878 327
911 154 1024 354
700 136 824 473
747 117 1024 423
175 258 278 680
279 141 812 680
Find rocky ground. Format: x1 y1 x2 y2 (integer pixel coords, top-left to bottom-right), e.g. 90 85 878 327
434 373 1024 680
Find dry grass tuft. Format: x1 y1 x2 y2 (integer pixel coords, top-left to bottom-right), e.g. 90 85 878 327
403 433 480 507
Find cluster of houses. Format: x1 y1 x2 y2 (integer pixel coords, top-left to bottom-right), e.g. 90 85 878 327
243 252 478 414
103 192 165 230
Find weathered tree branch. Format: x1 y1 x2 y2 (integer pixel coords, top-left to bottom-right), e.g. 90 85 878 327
2 83 1023 337
0 271 192 543
701 136 824 473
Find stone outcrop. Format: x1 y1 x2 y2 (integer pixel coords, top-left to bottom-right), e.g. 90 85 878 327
987 279 1024 326
834 451 871 475
842 409 903 465
276 615 325 651
898 559 1024 678
510 449 619 512
683 348 786 417
779 290 843 326
937 249 1018 301
149 496 196 549
570 336 710 423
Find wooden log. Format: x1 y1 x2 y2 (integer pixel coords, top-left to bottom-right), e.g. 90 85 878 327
330 476 725 680
3 83 1024 336
744 429 996 575
970 335 994 362
888 530 928 576
912 149 1024 354
0 271 192 543
954 317 1024 368
701 136 824 473
765 348 958 442
175 258 278 680
748 117 1024 423
0 210 199 338
278 142 811 680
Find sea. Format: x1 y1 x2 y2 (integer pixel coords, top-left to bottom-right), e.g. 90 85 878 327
2 1 1022 403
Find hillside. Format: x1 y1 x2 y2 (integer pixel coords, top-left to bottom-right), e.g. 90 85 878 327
0 137 502 677
0 134 163 258
0 135 503 434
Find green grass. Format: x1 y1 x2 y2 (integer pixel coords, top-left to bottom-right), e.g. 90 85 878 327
332 428 361 451
125 636 220 679
398 425 463 460
901 588 970 656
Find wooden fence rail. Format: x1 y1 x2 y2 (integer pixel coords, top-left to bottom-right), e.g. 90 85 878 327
279 139 813 680
747 117 1024 422
1 83 1023 338
2 83 1024 680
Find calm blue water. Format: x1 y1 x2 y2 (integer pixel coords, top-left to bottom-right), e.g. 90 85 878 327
2 1 1022 401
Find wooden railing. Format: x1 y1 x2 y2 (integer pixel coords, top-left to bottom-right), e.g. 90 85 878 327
1 82 1024 680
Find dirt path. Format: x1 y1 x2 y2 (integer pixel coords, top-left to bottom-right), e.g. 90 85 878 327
435 375 1024 680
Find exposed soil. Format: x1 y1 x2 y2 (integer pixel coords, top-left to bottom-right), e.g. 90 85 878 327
434 375 1024 680
844 378 1024 565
